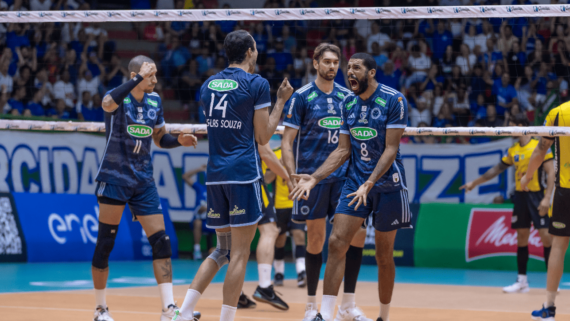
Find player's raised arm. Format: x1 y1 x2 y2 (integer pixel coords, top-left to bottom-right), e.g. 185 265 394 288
102 61 156 113
290 133 351 201
253 78 293 145
460 160 510 193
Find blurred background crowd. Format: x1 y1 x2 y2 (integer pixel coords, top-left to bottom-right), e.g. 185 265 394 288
1 0 568 144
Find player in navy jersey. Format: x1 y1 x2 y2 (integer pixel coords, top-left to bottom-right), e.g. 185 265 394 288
281 43 371 321
291 53 410 321
174 30 293 321
92 55 199 321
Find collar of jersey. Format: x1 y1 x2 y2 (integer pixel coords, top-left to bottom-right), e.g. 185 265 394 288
355 84 381 103
311 81 335 96
129 92 147 105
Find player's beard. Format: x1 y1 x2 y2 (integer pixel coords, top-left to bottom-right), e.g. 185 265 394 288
349 74 369 95
318 67 336 81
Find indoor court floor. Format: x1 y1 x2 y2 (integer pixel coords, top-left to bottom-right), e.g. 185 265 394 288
1 260 569 321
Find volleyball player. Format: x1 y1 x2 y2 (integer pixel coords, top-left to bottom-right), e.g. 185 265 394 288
173 30 293 321
461 114 554 293
291 53 410 321
93 56 198 321
524 104 570 321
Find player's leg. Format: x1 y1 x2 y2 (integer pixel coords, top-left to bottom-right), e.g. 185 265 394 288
505 192 532 293
92 201 124 321
319 214 365 321
193 218 203 260
338 227 365 314
274 208 291 286
539 228 552 269
253 207 289 310
528 191 553 270
374 230 398 321
291 225 307 287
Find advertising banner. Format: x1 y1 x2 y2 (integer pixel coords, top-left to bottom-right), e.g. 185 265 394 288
0 192 27 262
414 203 570 272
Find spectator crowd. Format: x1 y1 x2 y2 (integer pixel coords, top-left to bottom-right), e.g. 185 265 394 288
0 0 567 144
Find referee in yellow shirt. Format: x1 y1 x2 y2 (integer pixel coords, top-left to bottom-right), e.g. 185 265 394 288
263 147 307 288
461 114 555 293
523 104 570 320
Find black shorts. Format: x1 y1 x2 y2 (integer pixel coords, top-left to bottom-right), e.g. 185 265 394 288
259 203 277 225
550 187 570 236
512 191 549 229
276 208 305 235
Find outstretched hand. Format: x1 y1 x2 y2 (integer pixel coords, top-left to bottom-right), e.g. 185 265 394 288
289 174 317 201
347 181 373 211
459 181 476 193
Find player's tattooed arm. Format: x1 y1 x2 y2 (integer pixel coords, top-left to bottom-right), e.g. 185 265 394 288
153 125 197 149
522 137 554 191
460 162 510 193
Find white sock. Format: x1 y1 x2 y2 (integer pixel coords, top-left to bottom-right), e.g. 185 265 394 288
158 283 174 310
296 257 306 274
320 295 337 320
95 288 106 308
180 289 201 320
194 244 201 252
518 274 528 284
340 292 355 310
546 291 557 307
220 304 237 321
380 303 390 321
258 263 272 288
274 259 285 274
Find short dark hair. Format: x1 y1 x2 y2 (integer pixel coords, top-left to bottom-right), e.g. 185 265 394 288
511 113 530 126
313 43 340 62
350 52 377 72
224 30 255 64
128 55 155 74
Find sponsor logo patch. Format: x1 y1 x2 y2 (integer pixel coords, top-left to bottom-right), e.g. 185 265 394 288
552 222 566 229
127 124 153 138
229 205 246 216
346 98 357 110
350 127 378 140
208 79 238 92
318 117 342 129
308 92 318 102
147 99 158 107
375 97 386 106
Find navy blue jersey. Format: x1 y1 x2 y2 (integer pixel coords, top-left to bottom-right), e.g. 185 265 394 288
339 84 408 193
283 82 351 184
200 67 271 184
96 91 165 187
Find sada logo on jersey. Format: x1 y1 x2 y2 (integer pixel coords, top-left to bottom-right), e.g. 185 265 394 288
466 208 544 262
127 124 153 138
208 79 238 92
318 117 342 129
350 127 378 140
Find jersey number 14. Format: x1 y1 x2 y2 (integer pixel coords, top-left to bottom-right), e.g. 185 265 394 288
210 93 228 118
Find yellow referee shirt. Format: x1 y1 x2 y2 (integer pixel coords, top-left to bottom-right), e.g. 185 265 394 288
261 148 293 209
502 138 554 192
544 102 570 188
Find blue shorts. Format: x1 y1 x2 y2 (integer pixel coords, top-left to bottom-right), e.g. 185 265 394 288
292 180 344 223
206 180 264 229
95 181 162 220
335 179 413 232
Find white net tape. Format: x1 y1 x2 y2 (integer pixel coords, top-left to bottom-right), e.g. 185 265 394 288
1 5 569 23
0 119 567 136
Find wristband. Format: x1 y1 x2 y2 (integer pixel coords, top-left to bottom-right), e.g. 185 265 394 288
160 134 182 149
109 74 144 104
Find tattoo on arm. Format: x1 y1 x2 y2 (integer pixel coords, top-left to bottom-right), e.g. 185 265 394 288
538 137 554 151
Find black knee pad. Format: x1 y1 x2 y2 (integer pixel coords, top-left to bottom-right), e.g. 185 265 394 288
92 222 119 269
148 230 172 260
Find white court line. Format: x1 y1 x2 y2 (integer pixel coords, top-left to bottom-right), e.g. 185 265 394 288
0 304 568 317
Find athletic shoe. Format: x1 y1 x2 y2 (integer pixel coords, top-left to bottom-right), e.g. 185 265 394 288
171 310 201 321
503 280 529 293
274 272 284 286
531 305 556 321
252 285 289 310
193 250 202 260
237 293 257 309
298 271 307 288
334 306 374 321
311 313 326 321
93 306 114 321
303 303 318 321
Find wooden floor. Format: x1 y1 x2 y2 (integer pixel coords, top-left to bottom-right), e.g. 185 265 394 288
1 280 569 321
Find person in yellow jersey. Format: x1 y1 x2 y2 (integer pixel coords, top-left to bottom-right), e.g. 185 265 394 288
262 147 308 288
236 143 292 311
523 103 570 321
460 114 555 294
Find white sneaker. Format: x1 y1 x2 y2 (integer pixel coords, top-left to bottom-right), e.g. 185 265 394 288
503 280 530 293
93 306 114 321
302 303 318 321
169 308 201 321
334 306 374 321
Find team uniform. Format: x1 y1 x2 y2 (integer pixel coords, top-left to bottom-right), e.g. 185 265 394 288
543 103 570 236
336 84 412 231
192 179 208 221
95 91 165 218
283 82 351 222
501 139 553 230
201 67 271 229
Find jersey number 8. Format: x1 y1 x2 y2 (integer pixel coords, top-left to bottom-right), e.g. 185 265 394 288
361 143 370 161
